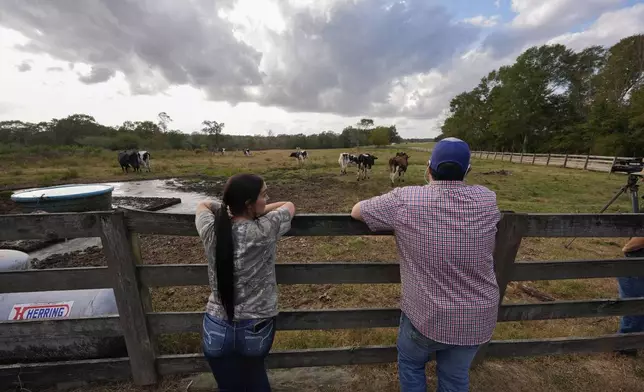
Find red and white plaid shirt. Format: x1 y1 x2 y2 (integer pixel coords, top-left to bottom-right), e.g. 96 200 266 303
360 181 501 345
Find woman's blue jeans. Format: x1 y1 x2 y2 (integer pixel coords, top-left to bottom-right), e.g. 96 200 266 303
202 313 276 392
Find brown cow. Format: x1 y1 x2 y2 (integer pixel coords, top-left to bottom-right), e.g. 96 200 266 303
389 152 409 185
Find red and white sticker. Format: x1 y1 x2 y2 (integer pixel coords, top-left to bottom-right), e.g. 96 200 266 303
9 301 74 321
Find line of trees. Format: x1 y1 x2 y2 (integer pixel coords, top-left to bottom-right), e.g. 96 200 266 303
439 34 644 156
0 114 403 152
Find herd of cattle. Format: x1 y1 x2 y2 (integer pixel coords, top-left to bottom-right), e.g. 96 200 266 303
117 147 410 185
338 151 409 184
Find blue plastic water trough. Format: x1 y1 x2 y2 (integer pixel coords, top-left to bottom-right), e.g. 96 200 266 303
11 184 114 213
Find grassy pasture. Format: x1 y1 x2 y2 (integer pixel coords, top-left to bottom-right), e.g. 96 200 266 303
3 146 644 391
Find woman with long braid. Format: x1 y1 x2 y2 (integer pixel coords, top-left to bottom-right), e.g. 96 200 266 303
195 174 295 391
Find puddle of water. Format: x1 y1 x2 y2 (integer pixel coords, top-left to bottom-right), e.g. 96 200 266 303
104 178 216 214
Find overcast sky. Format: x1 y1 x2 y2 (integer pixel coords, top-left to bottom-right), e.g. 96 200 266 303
1 0 643 138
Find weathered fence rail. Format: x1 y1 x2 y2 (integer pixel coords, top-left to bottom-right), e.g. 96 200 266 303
2 209 644 389
469 150 636 174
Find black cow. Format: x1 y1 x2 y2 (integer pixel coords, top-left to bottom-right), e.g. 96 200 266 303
118 150 140 173
356 153 377 181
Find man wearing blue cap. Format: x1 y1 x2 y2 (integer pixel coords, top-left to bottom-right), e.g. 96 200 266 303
351 137 501 392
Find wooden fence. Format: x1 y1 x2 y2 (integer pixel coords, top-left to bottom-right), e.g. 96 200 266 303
3 209 644 389
469 151 631 173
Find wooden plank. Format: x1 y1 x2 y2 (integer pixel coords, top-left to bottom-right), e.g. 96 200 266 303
0 358 131 389
148 308 402 334
139 262 401 287
512 258 644 281
123 209 390 237
0 267 111 294
157 332 644 375
125 210 644 238
148 299 644 335
524 214 644 237
140 257 644 288
99 213 157 385
0 316 122 338
499 298 644 321
487 332 644 357
0 211 108 241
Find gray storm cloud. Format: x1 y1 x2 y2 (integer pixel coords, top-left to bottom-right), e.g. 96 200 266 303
1 0 479 117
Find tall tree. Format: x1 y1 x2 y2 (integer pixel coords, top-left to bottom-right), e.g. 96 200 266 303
201 120 225 149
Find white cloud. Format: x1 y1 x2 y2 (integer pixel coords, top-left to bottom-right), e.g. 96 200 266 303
547 3 644 50
510 0 622 29
495 0 501 8
464 15 500 27
0 0 642 139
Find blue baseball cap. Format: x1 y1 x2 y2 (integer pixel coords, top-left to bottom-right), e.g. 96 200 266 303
429 137 470 175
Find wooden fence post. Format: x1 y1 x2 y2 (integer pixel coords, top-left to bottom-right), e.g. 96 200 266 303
509 153 513 163
100 213 157 385
583 155 590 170
546 154 551 166
563 154 569 168
531 154 536 165
472 213 527 367
609 156 617 176
519 152 524 163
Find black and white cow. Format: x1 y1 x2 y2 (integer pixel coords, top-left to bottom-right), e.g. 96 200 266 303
290 150 308 165
118 150 140 173
138 150 151 172
338 153 358 175
356 153 377 181
243 148 252 156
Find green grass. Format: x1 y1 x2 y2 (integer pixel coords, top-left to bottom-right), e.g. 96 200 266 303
6 146 643 392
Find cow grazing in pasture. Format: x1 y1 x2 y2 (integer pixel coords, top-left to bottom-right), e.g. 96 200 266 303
356 153 377 181
138 150 151 172
243 149 252 156
290 150 308 165
389 152 409 185
338 153 358 175
118 150 140 173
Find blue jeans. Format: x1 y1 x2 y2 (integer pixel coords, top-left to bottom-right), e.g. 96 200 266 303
397 312 481 392
618 250 644 335
202 313 276 392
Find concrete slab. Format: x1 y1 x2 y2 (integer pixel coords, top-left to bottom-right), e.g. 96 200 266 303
185 367 356 392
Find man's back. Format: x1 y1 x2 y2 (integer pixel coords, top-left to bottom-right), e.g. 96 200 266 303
359 181 501 345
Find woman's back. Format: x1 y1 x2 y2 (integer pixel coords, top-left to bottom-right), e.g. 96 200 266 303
196 201 292 320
